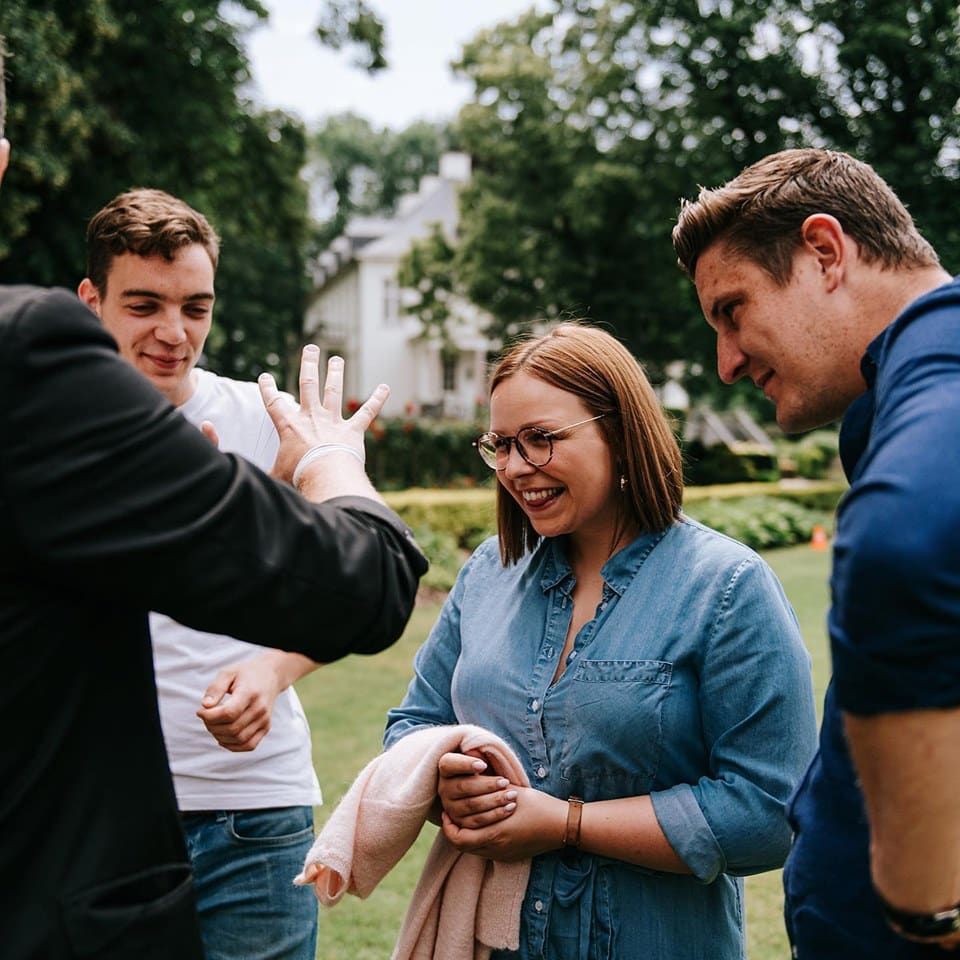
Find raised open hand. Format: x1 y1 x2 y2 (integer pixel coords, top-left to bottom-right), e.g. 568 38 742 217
258 346 389 500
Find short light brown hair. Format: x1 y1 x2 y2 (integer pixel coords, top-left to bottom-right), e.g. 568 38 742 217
673 148 939 284
489 323 683 565
86 188 220 295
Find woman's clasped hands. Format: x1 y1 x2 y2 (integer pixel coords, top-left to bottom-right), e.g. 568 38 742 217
437 750 567 862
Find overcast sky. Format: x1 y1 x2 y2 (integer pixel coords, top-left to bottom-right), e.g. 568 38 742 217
243 0 544 130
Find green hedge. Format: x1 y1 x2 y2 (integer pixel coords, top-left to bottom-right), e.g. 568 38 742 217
682 440 780 485
385 481 847 592
366 417 839 490
683 496 831 551
366 419 489 490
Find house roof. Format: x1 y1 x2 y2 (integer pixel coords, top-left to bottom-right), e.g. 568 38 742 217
312 154 468 288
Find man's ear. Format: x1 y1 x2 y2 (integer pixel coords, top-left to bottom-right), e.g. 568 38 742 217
77 277 102 315
800 213 847 291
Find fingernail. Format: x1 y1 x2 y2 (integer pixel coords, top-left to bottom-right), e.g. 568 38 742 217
496 778 509 789
503 802 517 812
472 760 486 772
304 344 319 355
505 790 518 800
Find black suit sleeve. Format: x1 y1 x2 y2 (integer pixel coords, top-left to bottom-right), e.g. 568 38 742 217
0 286 427 661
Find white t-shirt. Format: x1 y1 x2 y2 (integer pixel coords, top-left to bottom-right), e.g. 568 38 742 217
151 368 322 810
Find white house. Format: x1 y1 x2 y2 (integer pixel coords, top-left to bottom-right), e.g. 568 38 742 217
304 152 496 420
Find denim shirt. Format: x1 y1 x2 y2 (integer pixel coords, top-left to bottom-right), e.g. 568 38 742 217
385 517 817 960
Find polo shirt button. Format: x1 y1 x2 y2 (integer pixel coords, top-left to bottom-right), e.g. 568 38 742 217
536 765 547 778
531 699 540 712
534 900 544 912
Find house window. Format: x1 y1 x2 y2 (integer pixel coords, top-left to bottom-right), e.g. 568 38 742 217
442 352 458 392
383 277 399 325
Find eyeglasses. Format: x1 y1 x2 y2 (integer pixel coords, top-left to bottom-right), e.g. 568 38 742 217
474 415 606 471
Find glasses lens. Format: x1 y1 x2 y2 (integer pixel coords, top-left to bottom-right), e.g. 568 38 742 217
476 435 501 469
517 427 553 466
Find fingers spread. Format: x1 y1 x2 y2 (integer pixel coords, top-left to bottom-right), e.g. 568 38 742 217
348 383 390 431
294 344 321 414
320 353 343 415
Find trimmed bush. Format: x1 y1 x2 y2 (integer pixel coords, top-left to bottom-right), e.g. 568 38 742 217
386 481 847 592
683 496 832 550
385 487 497 551
777 429 839 480
682 440 780 485
366 418 488 490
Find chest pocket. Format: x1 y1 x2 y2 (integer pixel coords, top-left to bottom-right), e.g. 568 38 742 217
558 659 672 797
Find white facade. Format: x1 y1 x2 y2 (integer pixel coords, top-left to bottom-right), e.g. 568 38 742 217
304 153 495 420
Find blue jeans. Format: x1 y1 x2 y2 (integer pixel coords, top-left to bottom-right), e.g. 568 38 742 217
181 806 318 960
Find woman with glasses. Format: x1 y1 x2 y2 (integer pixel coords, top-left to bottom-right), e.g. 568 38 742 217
384 323 817 959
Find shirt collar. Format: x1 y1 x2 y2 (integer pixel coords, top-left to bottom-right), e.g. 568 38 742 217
539 528 670 596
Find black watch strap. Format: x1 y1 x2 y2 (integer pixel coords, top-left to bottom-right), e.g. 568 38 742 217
883 901 960 940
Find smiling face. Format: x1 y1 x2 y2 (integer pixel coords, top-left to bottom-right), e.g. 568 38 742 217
489 371 622 553
78 245 215 407
694 239 863 434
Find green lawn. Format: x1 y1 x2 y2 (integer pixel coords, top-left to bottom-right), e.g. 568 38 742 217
297 543 832 959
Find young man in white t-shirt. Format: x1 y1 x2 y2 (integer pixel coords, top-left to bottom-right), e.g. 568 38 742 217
78 189 321 960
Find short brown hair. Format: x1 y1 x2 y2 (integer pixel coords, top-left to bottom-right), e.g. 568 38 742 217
672 148 939 284
86 188 220 294
489 323 683 565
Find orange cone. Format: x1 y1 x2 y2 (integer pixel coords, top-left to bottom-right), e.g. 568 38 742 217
810 524 828 551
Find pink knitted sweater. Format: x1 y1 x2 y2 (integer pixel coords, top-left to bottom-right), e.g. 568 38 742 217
294 724 532 960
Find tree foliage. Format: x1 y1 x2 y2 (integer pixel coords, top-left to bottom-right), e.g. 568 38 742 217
307 112 450 247
396 221 459 352
315 0 387 72
400 0 960 393
0 0 392 384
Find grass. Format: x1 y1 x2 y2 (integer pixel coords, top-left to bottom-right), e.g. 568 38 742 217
296 543 832 959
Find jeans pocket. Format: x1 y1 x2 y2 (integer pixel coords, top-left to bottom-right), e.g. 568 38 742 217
61 862 201 958
227 806 315 848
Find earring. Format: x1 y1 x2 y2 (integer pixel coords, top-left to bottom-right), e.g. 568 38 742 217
620 475 627 492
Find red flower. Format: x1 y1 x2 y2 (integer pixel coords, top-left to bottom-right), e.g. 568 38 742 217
346 398 361 413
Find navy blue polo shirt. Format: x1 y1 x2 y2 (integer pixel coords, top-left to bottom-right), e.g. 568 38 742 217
784 277 960 959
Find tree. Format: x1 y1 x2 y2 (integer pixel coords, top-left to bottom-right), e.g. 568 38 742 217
0 0 392 383
315 0 387 72
307 113 450 248
396 221 459 352
400 0 960 394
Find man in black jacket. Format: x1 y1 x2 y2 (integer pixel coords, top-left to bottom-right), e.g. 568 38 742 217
0 47 427 959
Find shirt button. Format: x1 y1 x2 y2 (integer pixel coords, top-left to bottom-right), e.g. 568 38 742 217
531 699 540 712
534 900 544 912
568 650 577 659
536 765 547 778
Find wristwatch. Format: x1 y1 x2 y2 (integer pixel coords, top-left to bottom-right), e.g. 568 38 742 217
883 900 960 940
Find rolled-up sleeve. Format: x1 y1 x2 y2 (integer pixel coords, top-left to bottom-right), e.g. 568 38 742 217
651 556 818 881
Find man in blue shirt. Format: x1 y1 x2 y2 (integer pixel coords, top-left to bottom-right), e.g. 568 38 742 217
672 148 960 957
